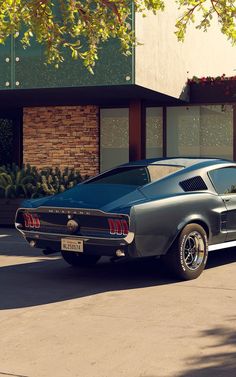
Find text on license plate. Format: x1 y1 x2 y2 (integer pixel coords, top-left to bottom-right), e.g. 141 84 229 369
61 238 84 253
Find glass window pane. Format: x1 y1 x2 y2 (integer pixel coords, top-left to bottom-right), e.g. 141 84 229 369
89 167 150 186
167 105 233 160
167 107 201 157
88 164 182 186
209 168 236 194
100 108 129 172
200 105 233 159
146 107 163 158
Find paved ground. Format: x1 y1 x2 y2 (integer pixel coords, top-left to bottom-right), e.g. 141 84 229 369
0 229 236 377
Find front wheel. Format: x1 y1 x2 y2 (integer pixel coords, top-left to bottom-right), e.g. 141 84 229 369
61 251 101 267
164 223 208 280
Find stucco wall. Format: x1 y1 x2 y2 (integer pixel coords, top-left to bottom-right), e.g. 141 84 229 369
23 106 99 177
135 2 236 100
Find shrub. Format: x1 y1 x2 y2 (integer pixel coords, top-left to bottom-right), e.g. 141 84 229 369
0 163 87 199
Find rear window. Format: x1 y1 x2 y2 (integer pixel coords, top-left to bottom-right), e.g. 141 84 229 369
87 165 183 187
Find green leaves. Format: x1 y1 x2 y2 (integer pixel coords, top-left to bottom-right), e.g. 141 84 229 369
175 0 236 45
0 0 235 70
0 0 165 70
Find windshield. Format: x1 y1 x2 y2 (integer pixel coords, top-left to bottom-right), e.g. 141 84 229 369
87 165 183 187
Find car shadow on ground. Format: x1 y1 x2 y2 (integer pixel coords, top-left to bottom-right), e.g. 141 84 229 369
1 246 236 311
0 230 44 258
177 318 236 377
0 256 177 310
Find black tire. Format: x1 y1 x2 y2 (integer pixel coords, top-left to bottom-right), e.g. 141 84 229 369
164 223 208 280
61 251 101 267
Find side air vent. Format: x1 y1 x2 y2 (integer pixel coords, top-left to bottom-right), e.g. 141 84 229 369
179 176 208 192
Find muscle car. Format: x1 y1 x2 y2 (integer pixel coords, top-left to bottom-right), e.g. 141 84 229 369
15 157 236 280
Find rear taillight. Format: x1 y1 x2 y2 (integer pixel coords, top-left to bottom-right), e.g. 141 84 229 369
23 213 41 229
108 218 129 236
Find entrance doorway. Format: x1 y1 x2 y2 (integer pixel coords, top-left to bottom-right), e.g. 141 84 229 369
0 109 22 166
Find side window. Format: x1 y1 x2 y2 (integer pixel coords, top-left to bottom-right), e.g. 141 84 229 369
209 168 236 195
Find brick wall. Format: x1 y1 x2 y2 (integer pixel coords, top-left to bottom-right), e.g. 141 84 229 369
23 106 99 177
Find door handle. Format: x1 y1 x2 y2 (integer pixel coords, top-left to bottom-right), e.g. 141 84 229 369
223 198 230 202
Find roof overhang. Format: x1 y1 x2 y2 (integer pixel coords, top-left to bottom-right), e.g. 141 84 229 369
0 84 186 110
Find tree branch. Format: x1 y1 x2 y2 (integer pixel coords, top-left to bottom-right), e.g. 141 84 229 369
210 0 220 17
99 0 121 22
178 1 202 24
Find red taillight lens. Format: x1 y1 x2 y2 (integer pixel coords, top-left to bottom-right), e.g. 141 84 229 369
108 218 129 236
33 214 40 229
23 213 31 228
121 219 129 235
108 219 116 235
23 213 40 229
115 219 122 235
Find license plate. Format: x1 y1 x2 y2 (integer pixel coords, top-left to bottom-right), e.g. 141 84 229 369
61 238 83 253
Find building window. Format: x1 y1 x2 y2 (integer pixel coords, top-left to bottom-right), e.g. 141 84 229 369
146 107 163 158
100 108 129 172
167 105 233 160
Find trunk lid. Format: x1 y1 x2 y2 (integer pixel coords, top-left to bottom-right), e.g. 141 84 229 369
21 183 147 213
16 183 148 238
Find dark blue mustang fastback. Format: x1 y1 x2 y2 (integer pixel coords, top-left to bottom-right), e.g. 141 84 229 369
15 157 236 280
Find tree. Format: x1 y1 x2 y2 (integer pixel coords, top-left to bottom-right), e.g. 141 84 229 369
175 0 236 45
0 0 235 72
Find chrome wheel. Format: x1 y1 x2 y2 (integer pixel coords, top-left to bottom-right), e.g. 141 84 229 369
163 223 208 280
183 231 205 271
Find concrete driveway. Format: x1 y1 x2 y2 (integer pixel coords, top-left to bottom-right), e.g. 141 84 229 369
0 229 236 377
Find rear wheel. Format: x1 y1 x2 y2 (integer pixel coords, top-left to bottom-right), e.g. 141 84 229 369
61 251 101 267
164 223 208 280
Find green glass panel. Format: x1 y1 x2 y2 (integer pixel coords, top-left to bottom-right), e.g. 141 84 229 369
14 38 133 89
0 38 13 90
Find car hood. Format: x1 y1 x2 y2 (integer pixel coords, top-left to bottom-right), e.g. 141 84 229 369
21 183 148 214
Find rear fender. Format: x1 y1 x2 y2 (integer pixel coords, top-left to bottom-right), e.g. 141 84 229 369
162 216 211 256
130 194 223 257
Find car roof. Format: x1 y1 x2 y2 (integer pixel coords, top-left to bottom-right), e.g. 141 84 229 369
122 157 233 169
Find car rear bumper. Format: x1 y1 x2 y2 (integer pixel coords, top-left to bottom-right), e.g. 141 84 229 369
16 226 136 257
15 206 136 257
